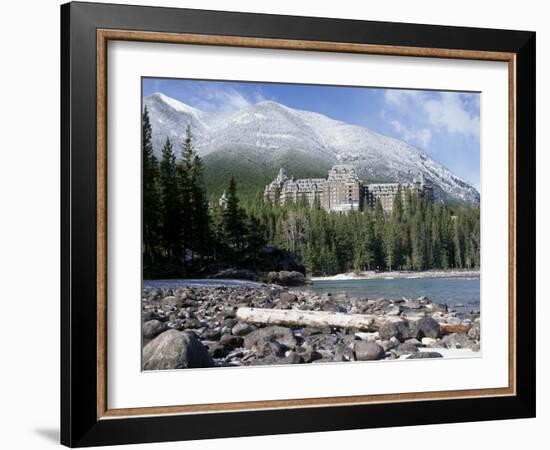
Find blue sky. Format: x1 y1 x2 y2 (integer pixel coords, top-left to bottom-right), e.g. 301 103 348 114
143 78 480 189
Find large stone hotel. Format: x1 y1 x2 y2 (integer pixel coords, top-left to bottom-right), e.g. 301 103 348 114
264 165 433 214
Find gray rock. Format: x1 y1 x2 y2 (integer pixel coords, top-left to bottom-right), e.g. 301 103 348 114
211 268 257 280
300 327 329 337
243 326 297 351
440 333 475 349
184 318 202 329
334 344 356 362
378 321 414 341
160 295 183 310
256 340 286 358
208 343 228 358
278 271 307 286
219 334 244 349
279 292 297 303
354 341 385 361
468 322 481 341
396 342 420 355
415 317 441 339
143 330 213 370
407 352 443 359
322 301 347 313
431 303 448 313
301 350 323 363
404 338 422 347
142 320 167 339
379 339 395 352
231 322 256 336
201 328 221 341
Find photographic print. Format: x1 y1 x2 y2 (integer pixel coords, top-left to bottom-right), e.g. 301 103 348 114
141 78 481 371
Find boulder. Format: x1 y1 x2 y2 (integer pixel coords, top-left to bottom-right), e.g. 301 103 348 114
321 302 347 313
378 321 414 341
243 326 297 351
211 268 257 280
440 332 475 349
142 319 167 339
396 342 420 355
421 337 438 346
201 328 222 341
414 317 441 339
278 271 308 286
354 341 385 361
468 322 481 341
219 334 244 349
143 330 214 370
379 339 395 352
231 322 256 336
407 352 443 359
334 344 356 362
160 295 183 310
279 292 297 303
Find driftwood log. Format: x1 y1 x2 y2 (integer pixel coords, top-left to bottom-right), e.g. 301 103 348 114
439 323 470 334
236 307 404 331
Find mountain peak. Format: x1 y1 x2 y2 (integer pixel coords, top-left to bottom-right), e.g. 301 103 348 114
148 92 201 117
144 92 479 204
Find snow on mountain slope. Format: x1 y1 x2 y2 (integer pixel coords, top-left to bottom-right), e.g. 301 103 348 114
143 93 480 203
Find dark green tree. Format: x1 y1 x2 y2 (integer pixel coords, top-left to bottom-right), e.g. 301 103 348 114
222 177 247 257
159 137 181 263
142 106 161 268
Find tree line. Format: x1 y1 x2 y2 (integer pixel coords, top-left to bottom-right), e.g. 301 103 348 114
143 107 480 277
245 188 480 276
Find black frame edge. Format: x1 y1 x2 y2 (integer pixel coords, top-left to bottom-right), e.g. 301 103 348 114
60 2 536 447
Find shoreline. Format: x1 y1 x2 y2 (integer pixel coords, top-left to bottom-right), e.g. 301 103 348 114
142 284 481 370
310 269 480 282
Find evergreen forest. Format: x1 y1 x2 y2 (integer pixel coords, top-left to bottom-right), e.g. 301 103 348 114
142 107 480 279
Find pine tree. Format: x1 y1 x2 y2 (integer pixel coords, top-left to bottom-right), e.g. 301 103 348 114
222 177 247 258
373 198 386 270
142 106 161 268
159 137 181 263
177 125 211 261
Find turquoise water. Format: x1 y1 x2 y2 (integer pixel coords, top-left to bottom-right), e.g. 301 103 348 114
308 277 480 311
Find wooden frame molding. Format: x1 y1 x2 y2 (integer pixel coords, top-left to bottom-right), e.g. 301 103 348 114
95 28 517 421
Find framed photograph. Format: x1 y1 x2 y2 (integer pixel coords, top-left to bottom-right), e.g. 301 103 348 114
61 1 536 447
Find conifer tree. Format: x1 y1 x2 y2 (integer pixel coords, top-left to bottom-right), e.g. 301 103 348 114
142 106 161 268
222 177 246 257
373 198 386 270
159 137 181 263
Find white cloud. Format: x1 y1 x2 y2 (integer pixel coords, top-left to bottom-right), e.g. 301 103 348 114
384 90 480 143
193 85 266 112
390 119 432 148
424 92 479 137
385 89 422 106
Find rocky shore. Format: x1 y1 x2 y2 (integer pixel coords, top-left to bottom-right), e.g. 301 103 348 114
142 284 480 370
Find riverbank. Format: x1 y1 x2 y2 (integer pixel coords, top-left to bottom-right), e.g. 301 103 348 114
142 283 480 370
311 269 480 281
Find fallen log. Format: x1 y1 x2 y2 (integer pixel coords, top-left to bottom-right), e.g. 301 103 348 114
236 307 405 331
440 323 470 335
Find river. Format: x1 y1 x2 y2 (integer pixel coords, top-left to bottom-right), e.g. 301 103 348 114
307 277 480 312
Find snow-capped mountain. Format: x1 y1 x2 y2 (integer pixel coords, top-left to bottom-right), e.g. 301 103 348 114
144 92 480 203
